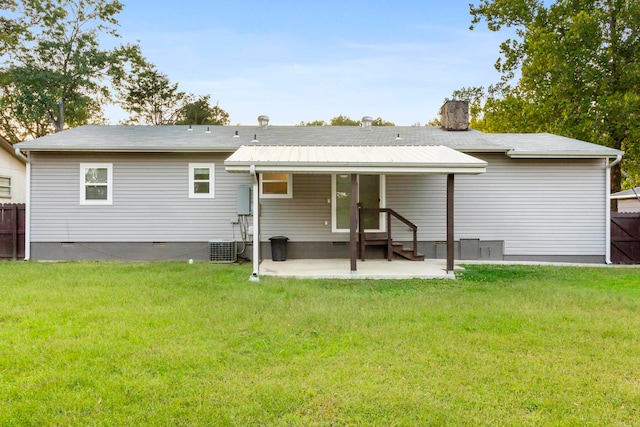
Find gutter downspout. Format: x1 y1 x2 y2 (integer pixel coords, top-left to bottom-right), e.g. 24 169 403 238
24 151 31 260
14 147 28 163
249 165 260 282
606 154 622 264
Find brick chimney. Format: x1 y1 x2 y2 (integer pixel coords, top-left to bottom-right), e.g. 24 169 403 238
441 100 469 131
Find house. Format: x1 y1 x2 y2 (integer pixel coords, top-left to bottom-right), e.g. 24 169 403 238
0 135 27 203
611 187 640 213
15 102 623 279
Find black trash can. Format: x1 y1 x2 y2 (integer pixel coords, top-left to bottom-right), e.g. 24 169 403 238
269 236 289 261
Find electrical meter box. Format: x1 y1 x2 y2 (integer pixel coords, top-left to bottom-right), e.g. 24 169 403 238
237 185 252 215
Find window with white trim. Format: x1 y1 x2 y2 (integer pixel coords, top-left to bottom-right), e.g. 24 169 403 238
189 163 215 198
260 173 292 198
0 176 10 198
80 163 112 205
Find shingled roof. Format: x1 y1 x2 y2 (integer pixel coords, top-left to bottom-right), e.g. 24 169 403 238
15 124 623 159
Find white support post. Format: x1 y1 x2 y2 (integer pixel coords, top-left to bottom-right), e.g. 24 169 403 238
250 165 260 281
24 152 31 261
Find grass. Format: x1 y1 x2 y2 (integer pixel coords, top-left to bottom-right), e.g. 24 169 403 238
1 261 639 426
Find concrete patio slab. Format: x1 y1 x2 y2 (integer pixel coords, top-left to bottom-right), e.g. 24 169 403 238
259 258 459 280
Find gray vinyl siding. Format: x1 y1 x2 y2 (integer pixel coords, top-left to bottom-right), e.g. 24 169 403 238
261 153 607 257
31 151 608 258
30 152 251 242
388 154 607 256
260 174 337 241
468 155 606 255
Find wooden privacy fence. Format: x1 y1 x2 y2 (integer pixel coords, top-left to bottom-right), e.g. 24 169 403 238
611 213 640 264
0 203 25 260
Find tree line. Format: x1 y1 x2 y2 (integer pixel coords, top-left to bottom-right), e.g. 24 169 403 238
299 116 395 126
2 0 637 194
450 0 640 193
0 0 395 143
0 0 230 143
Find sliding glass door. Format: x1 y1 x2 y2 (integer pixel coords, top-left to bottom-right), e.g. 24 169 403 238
332 174 385 232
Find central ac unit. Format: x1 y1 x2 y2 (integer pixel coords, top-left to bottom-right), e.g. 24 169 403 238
209 240 237 263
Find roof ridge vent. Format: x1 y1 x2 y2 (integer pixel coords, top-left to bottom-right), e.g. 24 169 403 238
361 116 373 130
258 115 269 129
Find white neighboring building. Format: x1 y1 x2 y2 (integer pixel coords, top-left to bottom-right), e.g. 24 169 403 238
0 136 27 203
611 187 640 213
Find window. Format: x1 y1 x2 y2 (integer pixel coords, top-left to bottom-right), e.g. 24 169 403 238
189 163 215 198
331 174 385 233
260 173 292 198
80 163 112 205
0 176 10 198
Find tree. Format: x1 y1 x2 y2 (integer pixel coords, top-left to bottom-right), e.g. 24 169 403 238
330 115 360 126
176 95 230 125
468 0 640 196
116 62 188 125
301 116 395 126
0 0 141 142
1 0 33 56
298 120 328 126
447 86 486 129
371 117 395 126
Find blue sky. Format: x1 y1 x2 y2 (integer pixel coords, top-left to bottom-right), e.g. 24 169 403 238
106 0 506 125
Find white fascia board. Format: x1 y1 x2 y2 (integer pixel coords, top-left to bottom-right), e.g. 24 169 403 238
16 147 236 153
225 164 487 175
507 151 623 159
459 148 510 153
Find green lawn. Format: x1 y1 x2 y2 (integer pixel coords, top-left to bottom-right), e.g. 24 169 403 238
1 262 639 426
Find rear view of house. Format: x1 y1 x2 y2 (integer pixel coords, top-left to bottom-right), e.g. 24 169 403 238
15 102 623 277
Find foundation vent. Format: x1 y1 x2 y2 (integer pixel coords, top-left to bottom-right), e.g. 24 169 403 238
209 239 237 263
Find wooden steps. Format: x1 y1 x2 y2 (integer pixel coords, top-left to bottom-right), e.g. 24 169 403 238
391 242 425 261
359 232 424 261
357 204 423 262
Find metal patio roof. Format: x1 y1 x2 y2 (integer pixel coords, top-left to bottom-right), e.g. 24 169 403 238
224 145 487 174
